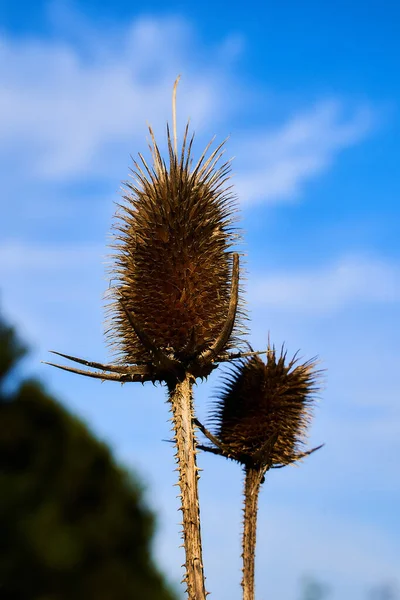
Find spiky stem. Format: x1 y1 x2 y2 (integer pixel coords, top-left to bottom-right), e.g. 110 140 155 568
242 466 265 600
168 373 207 600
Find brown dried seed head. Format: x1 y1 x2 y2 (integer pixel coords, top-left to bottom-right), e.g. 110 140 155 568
106 117 244 365
210 347 320 468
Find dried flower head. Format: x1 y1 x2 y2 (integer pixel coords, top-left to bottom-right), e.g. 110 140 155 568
102 78 246 381
107 129 240 366
46 78 247 384
201 346 322 469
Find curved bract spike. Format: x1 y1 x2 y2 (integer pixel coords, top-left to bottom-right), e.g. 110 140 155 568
49 350 144 373
288 443 325 465
196 444 224 457
271 444 325 469
193 418 225 452
42 361 157 383
193 419 243 463
301 443 325 457
199 253 239 364
216 349 267 362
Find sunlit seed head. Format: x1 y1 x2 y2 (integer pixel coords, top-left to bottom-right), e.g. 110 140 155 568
210 345 321 468
105 78 246 366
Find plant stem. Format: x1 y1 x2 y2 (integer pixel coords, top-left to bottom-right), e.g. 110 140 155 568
242 466 265 600
168 373 207 600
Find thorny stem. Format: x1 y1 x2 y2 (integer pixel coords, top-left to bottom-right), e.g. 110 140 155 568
168 373 207 600
242 467 265 600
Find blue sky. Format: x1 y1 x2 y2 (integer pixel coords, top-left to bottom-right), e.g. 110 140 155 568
0 1 399 599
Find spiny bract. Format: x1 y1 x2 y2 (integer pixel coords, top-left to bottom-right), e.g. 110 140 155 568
210 348 320 468
107 122 243 367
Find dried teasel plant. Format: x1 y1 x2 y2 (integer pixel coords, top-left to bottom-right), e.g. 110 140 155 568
196 344 323 600
43 76 325 600
43 76 261 600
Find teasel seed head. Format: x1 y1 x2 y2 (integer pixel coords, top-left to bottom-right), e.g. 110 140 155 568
45 78 246 385
204 344 322 469
106 78 245 374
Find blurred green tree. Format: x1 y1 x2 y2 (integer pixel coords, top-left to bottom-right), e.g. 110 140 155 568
0 314 177 600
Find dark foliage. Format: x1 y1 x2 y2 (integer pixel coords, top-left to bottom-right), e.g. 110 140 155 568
0 314 176 600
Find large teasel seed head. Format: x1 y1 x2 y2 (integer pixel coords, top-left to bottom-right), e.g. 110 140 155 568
106 78 244 368
208 345 321 469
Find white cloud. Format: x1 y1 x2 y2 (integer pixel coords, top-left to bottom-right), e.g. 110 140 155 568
249 255 399 314
0 15 240 180
234 100 375 205
0 8 375 203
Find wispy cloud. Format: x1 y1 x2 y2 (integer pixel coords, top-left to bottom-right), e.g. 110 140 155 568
234 101 375 205
0 14 241 181
249 255 399 314
0 8 376 205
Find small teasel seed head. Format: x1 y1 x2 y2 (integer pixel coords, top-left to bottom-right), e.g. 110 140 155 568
105 78 245 367
209 345 321 468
